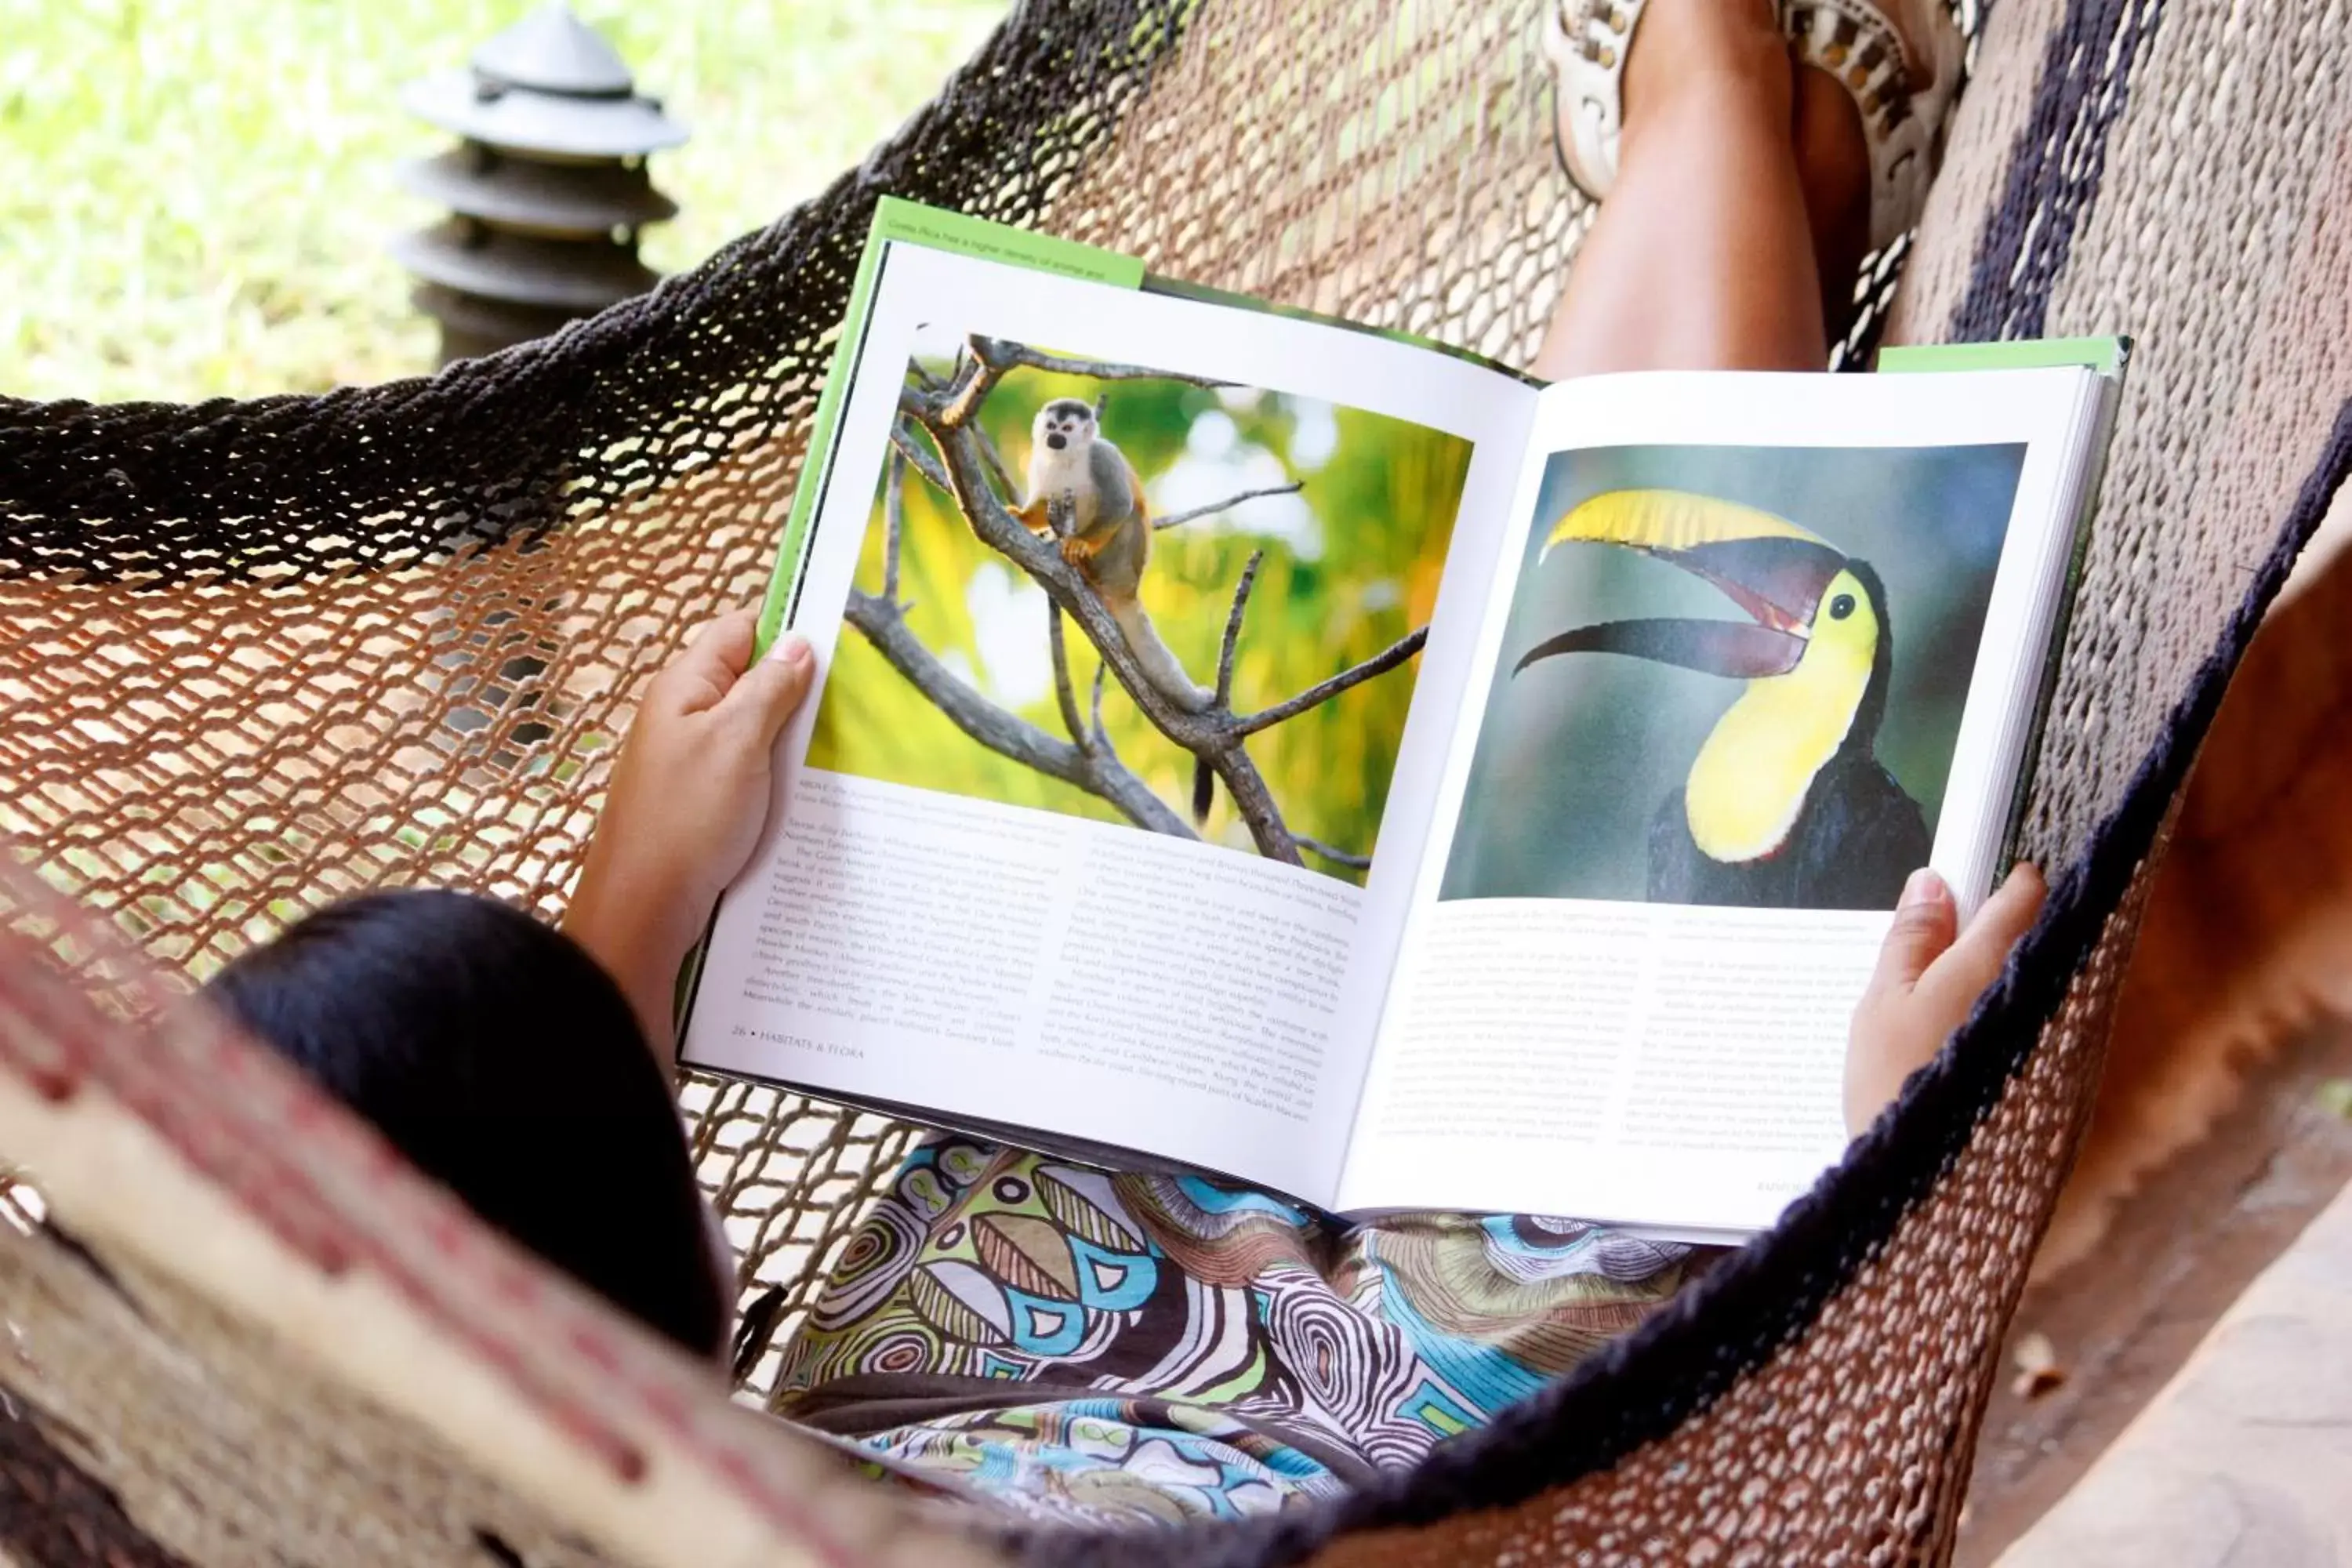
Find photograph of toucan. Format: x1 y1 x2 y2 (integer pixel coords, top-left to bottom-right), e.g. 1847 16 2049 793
1439 443 2028 912
1515 487 1926 908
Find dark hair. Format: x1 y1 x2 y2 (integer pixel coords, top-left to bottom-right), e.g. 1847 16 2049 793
207 890 726 1359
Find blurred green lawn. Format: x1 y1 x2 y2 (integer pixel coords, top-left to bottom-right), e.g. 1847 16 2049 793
0 0 1005 401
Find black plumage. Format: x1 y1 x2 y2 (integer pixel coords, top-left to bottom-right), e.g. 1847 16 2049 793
1646 751 1930 909
1641 557 1929 909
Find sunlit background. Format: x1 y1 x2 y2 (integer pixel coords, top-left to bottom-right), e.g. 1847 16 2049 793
0 0 1005 401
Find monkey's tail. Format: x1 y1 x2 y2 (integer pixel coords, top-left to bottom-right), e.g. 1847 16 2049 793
1108 600 1211 715
1105 597 1214 821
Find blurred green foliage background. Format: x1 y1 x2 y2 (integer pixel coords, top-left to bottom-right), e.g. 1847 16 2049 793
806 350 1474 884
0 0 1004 401
1442 442 2027 903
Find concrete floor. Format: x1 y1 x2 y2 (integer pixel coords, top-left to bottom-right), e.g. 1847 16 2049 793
1956 1019 2352 1565
1989 1164 2352 1563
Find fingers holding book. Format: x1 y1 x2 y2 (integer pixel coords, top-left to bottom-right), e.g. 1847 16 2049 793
1844 862 2048 1137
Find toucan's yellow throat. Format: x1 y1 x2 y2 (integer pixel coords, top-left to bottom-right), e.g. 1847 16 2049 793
1514 489 1893 866
1684 563 1879 861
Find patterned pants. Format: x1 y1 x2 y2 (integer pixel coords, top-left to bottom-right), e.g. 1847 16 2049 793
773 1138 1704 1526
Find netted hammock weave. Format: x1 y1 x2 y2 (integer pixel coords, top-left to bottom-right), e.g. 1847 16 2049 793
4 0 2351 1563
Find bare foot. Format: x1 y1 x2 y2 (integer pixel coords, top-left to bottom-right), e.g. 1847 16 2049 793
1552 0 1900 353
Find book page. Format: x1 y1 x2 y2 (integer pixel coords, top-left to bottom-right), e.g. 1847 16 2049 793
682 241 1535 1207
1337 368 2102 1229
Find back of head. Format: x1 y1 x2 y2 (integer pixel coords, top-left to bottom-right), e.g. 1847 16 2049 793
207 890 727 1360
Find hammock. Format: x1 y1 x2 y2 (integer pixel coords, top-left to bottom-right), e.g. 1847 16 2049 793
2 0 2348 1562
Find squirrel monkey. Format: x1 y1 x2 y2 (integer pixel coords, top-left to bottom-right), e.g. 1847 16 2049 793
1018 397 1213 715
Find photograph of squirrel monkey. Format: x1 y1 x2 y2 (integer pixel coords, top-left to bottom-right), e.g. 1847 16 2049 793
804 337 1472 886
1017 397 1212 713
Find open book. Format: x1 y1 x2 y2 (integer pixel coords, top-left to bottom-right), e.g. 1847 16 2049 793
677 198 2126 1238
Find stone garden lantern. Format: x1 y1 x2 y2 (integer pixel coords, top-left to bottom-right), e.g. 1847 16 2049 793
391 5 687 365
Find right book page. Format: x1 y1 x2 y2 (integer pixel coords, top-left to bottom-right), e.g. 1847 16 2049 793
1334 365 2110 1233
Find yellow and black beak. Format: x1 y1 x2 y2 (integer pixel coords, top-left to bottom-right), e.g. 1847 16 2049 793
1512 489 1852 681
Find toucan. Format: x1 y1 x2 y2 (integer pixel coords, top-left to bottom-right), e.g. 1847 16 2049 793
1512 488 1929 910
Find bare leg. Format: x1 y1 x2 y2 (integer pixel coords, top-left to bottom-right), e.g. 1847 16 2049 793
1792 64 1872 347
1532 0 1870 379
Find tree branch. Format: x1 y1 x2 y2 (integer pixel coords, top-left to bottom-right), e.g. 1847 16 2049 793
1296 837 1374 871
882 449 907 604
1154 483 1304 532
967 334 1234 391
843 589 1191 837
887 339 1432 875
889 418 953 498
934 348 996 430
972 422 1020 504
1232 627 1429 739
1215 550 1265 708
916 402 1225 744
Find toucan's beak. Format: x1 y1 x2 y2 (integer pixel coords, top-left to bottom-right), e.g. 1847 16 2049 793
1513 617 1807 679
1515 489 1849 681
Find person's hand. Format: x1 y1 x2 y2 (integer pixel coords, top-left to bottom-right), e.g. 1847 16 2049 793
565 609 816 1058
1844 862 2046 1137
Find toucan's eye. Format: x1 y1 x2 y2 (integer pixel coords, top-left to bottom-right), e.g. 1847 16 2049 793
1829 593 1857 620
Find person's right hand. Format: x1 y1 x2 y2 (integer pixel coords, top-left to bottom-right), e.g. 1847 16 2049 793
1844 863 2046 1137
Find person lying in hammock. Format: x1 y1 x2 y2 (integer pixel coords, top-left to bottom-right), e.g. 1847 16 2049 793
209 0 2045 1526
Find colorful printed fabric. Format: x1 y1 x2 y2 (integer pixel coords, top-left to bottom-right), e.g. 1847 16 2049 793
772 1138 1704 1526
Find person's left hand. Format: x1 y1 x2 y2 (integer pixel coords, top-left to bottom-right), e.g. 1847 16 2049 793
565 608 816 1058
1843 862 2046 1137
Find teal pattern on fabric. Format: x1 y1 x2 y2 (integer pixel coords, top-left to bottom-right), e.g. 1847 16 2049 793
775 1140 1708 1524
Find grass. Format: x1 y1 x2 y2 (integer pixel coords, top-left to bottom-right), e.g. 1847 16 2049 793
0 0 1007 402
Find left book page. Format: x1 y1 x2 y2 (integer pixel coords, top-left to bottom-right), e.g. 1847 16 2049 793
679 211 1537 1207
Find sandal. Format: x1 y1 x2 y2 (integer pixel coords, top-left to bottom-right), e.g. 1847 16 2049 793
1545 0 1649 207
1545 0 1965 252
1783 0 1965 250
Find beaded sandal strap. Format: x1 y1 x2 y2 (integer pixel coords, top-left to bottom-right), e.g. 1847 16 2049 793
1779 0 1962 249
1781 0 1925 140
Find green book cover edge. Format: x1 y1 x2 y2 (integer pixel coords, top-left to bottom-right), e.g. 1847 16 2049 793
1886 335 2135 880
1878 336 2129 375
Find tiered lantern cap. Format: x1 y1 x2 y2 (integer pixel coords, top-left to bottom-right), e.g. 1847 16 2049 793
390 5 686 363
401 6 688 159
